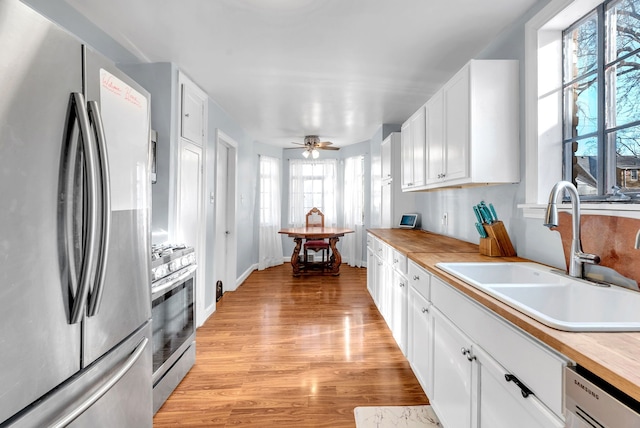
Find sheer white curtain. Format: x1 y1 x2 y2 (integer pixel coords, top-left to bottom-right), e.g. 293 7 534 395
288 159 337 226
342 156 364 267
258 155 283 270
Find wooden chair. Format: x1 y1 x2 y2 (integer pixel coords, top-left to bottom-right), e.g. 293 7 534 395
304 207 330 269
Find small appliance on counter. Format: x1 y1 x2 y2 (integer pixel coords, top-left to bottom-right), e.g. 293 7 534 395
150 243 197 413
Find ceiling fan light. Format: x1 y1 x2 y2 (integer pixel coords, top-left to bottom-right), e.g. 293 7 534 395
302 149 310 158
311 148 320 159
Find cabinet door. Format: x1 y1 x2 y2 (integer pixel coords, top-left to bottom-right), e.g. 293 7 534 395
408 287 434 398
381 135 392 181
400 120 413 188
426 90 444 185
410 107 426 187
474 346 564 428
443 66 469 182
181 83 205 145
390 270 408 355
432 308 474 428
366 247 376 299
381 180 392 228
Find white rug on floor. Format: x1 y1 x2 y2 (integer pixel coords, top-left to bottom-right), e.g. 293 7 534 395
354 405 441 428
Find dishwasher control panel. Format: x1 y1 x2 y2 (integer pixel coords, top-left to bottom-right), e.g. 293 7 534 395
565 366 640 427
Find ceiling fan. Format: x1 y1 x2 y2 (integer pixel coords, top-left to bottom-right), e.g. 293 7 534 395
287 135 339 158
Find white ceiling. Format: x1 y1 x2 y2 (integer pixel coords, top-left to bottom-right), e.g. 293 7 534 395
64 0 540 148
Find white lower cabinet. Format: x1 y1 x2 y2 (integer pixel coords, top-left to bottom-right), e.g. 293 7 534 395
366 246 376 299
366 234 409 356
432 307 475 428
407 261 433 398
408 290 432 395
389 269 408 354
430 275 567 427
474 345 564 428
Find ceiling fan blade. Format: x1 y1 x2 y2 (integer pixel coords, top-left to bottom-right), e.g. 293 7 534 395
316 141 333 147
284 147 304 150
291 142 306 146
319 146 339 150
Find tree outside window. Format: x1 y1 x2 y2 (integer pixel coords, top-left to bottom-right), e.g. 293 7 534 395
563 0 640 199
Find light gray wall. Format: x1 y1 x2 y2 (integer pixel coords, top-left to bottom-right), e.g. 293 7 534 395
410 0 565 269
118 62 179 244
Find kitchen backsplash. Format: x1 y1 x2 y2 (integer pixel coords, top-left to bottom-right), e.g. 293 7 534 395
553 212 640 288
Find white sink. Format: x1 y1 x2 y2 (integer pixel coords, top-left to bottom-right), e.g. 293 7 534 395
436 262 640 332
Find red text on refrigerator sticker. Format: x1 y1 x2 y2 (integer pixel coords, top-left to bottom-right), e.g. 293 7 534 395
101 74 122 96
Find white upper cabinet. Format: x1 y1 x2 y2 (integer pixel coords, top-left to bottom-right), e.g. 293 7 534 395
401 106 426 190
180 81 207 146
413 60 519 191
381 132 415 228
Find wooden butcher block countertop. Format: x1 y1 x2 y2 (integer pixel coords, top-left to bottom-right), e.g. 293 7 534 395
368 228 640 403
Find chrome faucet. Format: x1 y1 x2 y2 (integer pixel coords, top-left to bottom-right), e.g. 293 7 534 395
543 181 600 278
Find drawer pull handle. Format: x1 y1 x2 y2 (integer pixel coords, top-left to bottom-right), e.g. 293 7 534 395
413 275 420 280
505 374 534 398
421 307 429 314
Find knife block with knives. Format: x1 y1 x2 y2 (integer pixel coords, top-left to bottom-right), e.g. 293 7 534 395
480 221 516 257
473 202 516 257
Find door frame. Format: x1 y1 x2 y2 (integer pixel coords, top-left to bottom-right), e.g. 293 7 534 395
214 129 238 297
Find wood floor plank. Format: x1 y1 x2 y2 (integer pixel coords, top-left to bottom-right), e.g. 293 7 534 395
153 264 428 427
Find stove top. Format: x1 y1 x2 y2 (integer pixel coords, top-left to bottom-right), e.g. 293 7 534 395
151 244 196 284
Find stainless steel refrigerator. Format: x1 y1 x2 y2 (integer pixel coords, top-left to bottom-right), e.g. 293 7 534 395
0 0 153 426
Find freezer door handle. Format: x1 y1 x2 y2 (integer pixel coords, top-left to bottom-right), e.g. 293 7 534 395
86 100 111 318
50 337 149 428
62 93 100 324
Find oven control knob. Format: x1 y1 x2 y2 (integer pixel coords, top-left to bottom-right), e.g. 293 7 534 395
169 261 180 272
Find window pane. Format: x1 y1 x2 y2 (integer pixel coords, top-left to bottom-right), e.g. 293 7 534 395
612 125 640 191
564 76 598 139
568 136 599 196
606 53 640 128
564 13 598 82
606 0 640 62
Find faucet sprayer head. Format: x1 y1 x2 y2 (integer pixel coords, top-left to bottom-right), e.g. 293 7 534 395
543 203 558 228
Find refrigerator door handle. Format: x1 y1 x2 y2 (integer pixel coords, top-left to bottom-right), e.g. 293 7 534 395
86 100 111 317
63 93 100 325
50 337 149 428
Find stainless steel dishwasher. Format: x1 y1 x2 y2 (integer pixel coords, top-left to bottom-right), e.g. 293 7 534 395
565 366 640 427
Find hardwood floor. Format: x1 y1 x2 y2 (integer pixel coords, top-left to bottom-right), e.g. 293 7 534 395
153 264 428 427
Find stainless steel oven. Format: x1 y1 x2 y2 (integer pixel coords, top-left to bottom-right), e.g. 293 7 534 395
150 245 197 414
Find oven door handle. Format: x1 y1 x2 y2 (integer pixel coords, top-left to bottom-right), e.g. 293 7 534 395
152 265 197 298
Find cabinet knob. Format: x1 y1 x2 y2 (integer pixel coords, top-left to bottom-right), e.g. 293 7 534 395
399 282 405 287
394 258 399 263
421 307 429 313
413 275 420 280
184 113 190 117
461 348 476 361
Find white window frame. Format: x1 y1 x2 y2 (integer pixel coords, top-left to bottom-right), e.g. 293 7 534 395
521 0 640 218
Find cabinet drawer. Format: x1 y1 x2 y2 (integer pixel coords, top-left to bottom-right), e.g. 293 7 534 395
373 238 388 261
408 261 430 300
391 249 407 275
431 275 567 418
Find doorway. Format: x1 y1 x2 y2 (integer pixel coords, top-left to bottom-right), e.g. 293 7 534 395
214 129 238 299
